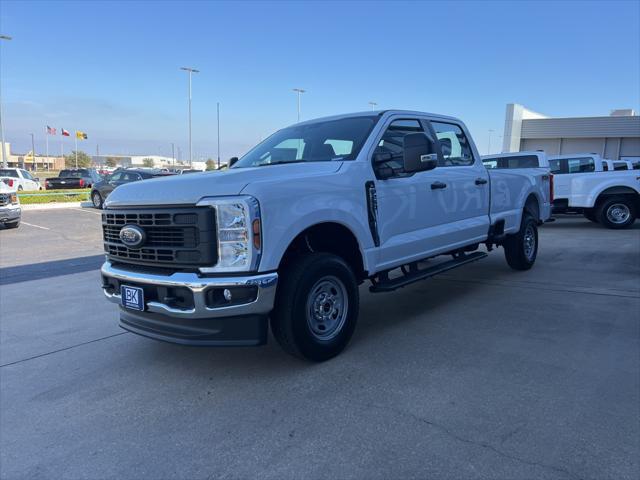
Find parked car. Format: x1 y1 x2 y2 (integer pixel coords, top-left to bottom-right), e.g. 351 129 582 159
0 168 42 191
90 169 174 209
0 181 21 229
549 154 639 228
100 110 552 361
45 168 102 190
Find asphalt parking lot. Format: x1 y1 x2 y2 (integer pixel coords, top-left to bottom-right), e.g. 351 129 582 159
1 208 639 480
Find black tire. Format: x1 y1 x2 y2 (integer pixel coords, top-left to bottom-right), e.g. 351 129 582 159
17 185 23 191
4 220 20 229
584 209 598 223
596 196 636 229
91 191 103 209
271 253 359 362
503 213 538 271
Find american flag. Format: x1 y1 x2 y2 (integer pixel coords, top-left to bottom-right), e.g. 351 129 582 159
46 125 56 135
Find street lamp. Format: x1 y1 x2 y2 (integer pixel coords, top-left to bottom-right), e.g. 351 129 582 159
368 101 378 111
292 88 306 122
180 67 199 166
0 34 12 168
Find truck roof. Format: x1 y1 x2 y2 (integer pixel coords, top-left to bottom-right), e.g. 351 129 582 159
294 109 462 127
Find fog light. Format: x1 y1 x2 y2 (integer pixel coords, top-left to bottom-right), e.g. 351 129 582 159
223 289 232 301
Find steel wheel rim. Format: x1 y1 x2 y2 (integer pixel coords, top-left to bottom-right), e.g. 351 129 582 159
606 203 630 224
92 192 101 207
306 275 348 341
523 224 536 261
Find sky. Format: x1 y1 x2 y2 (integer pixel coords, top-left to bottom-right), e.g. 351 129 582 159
1 0 639 160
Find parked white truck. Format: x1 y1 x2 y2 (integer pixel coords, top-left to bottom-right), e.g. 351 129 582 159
549 154 640 228
101 111 552 361
0 181 21 229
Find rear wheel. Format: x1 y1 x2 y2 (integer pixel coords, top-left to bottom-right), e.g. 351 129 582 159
503 213 538 271
596 196 636 229
17 185 23 191
271 253 359 362
91 191 103 209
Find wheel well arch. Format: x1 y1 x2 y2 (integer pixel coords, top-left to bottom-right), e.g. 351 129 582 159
278 222 367 282
524 193 540 219
595 186 639 206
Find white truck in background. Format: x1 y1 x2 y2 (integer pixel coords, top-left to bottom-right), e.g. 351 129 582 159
0 181 21 229
100 110 552 361
549 154 640 228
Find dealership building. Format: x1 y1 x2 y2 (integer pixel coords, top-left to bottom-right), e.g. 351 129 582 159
502 104 640 161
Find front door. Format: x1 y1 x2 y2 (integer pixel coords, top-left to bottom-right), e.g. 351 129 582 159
372 118 453 271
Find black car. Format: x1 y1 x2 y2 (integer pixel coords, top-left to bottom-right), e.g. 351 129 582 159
45 168 102 190
90 169 174 209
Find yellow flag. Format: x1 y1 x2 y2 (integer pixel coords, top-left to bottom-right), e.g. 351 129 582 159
76 131 88 140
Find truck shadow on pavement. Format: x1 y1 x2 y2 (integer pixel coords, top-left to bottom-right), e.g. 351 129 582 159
0 254 105 285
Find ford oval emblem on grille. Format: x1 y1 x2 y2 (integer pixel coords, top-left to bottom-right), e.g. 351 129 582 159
119 225 146 248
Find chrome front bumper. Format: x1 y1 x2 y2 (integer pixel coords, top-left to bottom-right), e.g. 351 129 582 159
101 261 278 319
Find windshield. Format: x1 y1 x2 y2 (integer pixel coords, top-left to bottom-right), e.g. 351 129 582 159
0 169 19 178
233 116 378 168
60 170 89 178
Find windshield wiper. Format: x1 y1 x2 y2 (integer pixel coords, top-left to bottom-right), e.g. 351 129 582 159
257 160 308 167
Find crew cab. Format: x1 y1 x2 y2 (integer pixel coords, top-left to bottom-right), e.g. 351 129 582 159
549 154 639 228
45 168 101 190
100 110 552 361
0 181 21 229
0 168 42 191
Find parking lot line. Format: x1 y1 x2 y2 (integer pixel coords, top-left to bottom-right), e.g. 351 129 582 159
72 208 102 215
20 221 50 230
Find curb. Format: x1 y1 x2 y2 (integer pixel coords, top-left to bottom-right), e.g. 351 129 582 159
21 201 95 211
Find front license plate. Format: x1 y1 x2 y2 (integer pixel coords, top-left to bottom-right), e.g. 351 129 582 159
121 285 144 311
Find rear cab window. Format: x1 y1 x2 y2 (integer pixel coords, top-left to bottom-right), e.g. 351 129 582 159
483 155 540 169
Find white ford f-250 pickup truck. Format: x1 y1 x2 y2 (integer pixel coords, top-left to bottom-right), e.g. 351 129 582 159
101 110 552 361
549 154 640 228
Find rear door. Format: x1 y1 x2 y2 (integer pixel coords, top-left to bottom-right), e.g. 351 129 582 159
428 120 490 244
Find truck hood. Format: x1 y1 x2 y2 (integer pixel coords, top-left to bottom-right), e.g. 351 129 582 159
104 162 343 207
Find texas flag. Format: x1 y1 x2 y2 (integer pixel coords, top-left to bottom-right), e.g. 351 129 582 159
61 128 70 136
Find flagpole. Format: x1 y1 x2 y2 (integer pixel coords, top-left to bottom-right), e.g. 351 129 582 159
45 127 49 171
75 134 78 168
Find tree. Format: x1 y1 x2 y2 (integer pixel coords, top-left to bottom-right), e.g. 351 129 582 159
64 150 92 168
105 157 118 168
142 158 154 168
205 159 216 171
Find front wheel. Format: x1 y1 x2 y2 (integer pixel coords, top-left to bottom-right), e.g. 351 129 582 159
596 197 636 229
91 191 103 209
270 253 359 362
503 213 538 271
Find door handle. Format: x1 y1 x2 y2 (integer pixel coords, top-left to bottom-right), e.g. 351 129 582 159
431 181 447 190
475 178 488 185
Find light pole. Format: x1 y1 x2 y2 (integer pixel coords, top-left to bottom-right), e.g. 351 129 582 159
292 88 306 122
488 129 494 154
217 102 220 169
171 142 175 166
0 35 12 168
368 101 378 111
30 133 35 170
180 67 199 167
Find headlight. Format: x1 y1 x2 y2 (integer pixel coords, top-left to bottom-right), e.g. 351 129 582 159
197 196 261 273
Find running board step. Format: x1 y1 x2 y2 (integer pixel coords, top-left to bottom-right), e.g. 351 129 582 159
369 251 488 293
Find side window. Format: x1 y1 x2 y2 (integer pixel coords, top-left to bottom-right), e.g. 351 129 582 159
430 122 474 166
110 172 123 182
549 160 561 174
22 170 33 180
566 158 595 173
373 119 424 172
124 173 142 182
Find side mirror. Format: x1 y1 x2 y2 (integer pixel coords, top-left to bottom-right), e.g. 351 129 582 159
228 157 239 167
403 133 437 173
